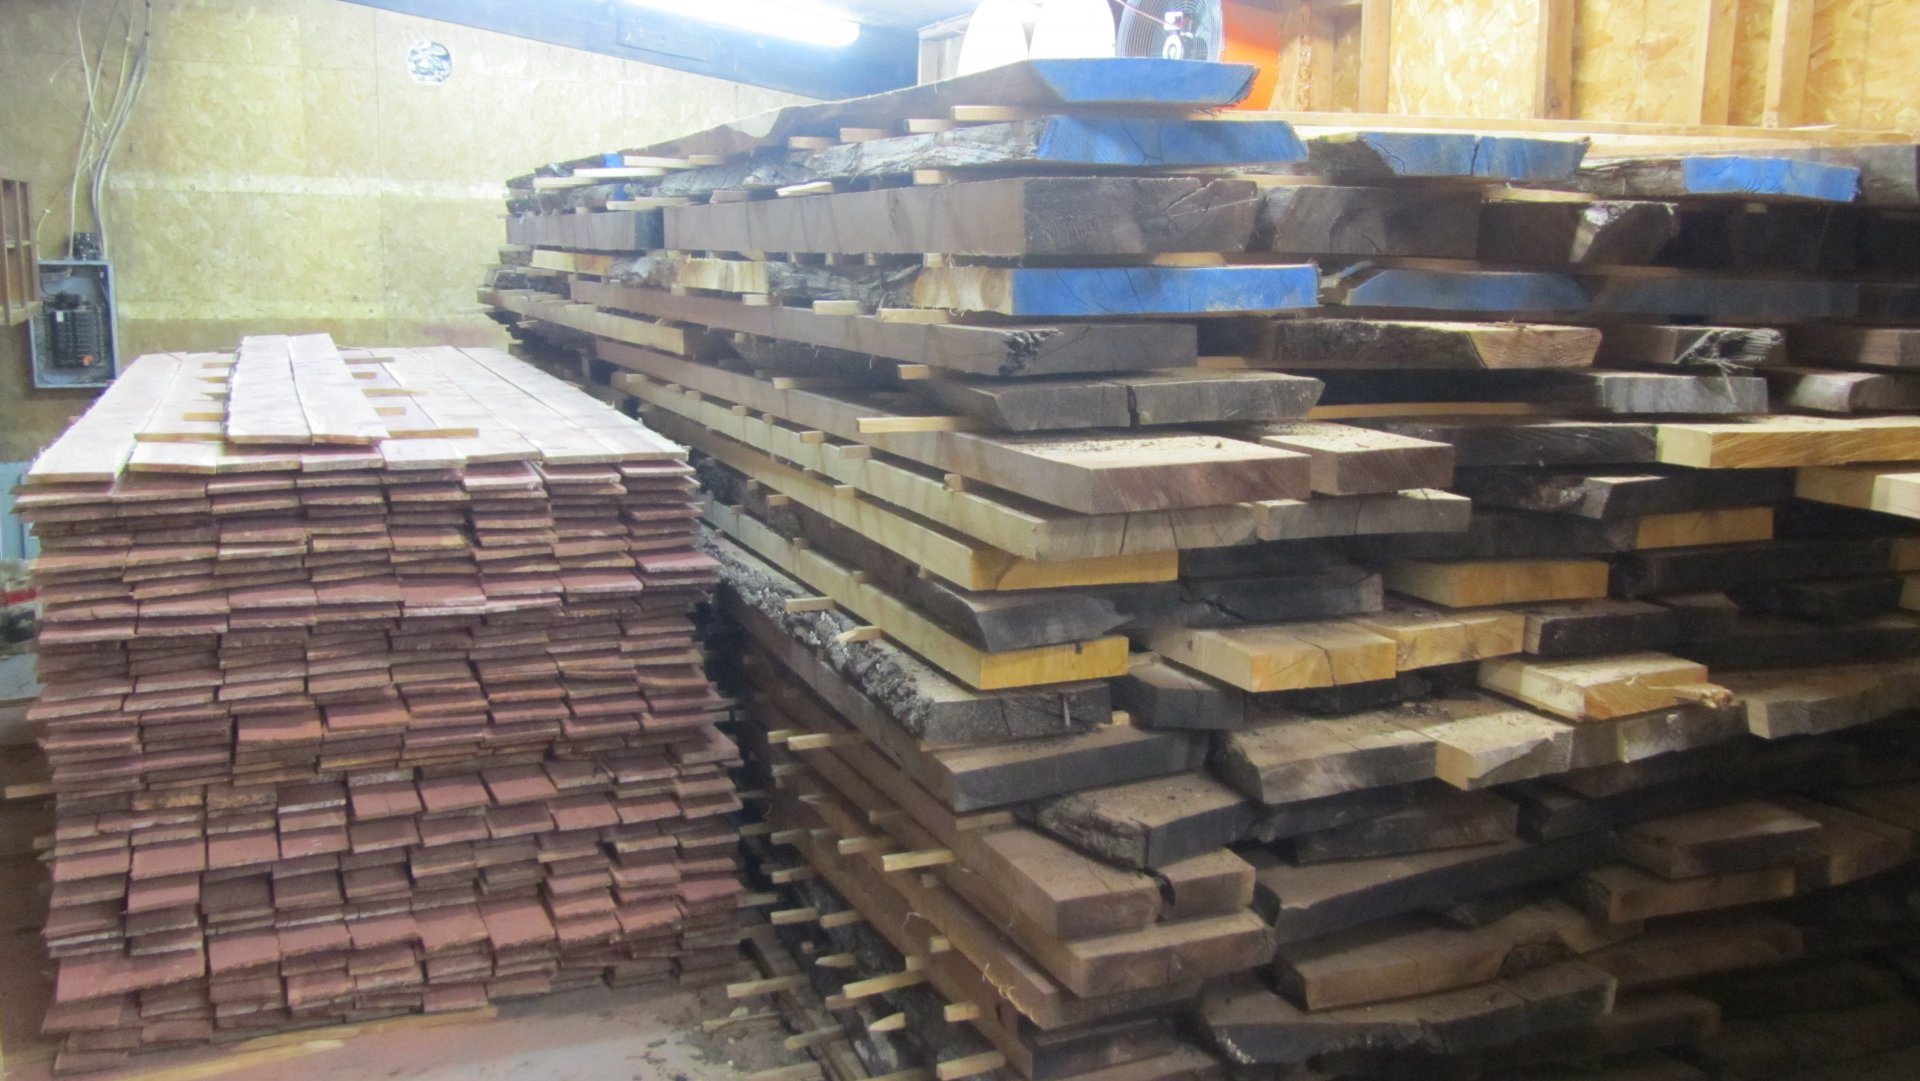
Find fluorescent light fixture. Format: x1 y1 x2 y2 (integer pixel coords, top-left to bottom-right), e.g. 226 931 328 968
621 0 862 47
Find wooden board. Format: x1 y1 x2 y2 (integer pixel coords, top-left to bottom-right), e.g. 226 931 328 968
1252 832 1621 945
1384 559 1611 607
1256 185 1481 258
1572 862 1798 923
715 542 1110 748
918 370 1322 432
1455 467 1792 520
1142 622 1397 694
731 596 1202 813
1594 324 1786 368
708 501 1126 690
1359 417 1659 467
619 59 1266 160
1249 422 1454 495
1620 800 1824 878
1479 198 1682 266
1200 318 1600 371
1271 900 1630 1011
1478 653 1722 722
657 412 1176 591
665 177 1261 257
1654 416 1920 469
605 347 1312 514
1200 962 1615 1067
1291 789 1518 864
575 279 1197 378
909 265 1319 317
786 115 1309 177
1026 773 1254 870
1303 132 1588 181
1309 369 1768 416
1769 368 1920 414
1214 711 1438 804
1789 326 1920 370
1567 155 1860 202
1326 265 1857 320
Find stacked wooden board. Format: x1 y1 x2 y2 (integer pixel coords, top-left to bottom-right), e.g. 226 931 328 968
481 58 1920 1081
19 335 741 1072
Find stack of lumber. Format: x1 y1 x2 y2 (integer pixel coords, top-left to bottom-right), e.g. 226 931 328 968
481 57 1920 1081
18 335 739 1073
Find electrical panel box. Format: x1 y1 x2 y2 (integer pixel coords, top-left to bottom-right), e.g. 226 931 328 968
29 259 119 390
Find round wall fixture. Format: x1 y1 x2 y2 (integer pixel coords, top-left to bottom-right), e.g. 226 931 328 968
407 40 453 85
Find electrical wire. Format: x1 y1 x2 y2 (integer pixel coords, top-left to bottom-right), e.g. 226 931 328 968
50 0 150 260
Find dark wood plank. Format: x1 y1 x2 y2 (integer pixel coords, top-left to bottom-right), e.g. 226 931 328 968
1620 800 1825 878
1112 656 1247 731
505 209 663 251
1292 789 1519 864
1789 325 1920 370
919 370 1322 432
1453 467 1793 519
1257 185 1482 258
1309 369 1769 416
1026 773 1255 869
1201 962 1615 1066
1613 537 1890 597
1250 833 1623 945
713 540 1109 745
574 279 1195 377
1594 324 1787 368
603 342 1315 513
1352 418 1657 467
1479 199 1680 265
1516 599 1679 657
1768 367 1920 413
1304 132 1587 181
1568 155 1860 202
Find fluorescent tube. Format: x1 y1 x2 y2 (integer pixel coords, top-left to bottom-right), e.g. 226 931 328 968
621 0 862 47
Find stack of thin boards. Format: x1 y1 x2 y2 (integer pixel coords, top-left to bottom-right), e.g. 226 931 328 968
19 335 740 1073
480 58 1920 1081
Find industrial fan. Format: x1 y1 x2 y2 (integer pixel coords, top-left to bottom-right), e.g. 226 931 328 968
1115 0 1281 110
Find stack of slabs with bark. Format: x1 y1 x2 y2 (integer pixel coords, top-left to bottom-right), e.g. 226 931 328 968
19 334 740 1072
477 57 1920 1081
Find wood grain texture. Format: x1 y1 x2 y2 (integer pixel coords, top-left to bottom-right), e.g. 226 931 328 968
910 265 1320 317
664 177 1263 257
604 343 1314 513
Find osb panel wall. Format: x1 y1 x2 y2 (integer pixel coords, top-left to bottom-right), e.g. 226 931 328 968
0 0 806 459
1385 0 1541 118
1366 0 1918 132
1571 0 1701 123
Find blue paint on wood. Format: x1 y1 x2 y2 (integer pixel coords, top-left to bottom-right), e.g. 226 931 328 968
1340 269 1592 312
1025 59 1259 106
999 266 1319 317
1472 136 1589 180
1036 117 1307 167
1332 132 1477 176
1682 156 1861 202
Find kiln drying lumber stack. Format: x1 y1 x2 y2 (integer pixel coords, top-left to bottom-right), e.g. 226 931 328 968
20 335 739 1073
481 57 1920 1081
